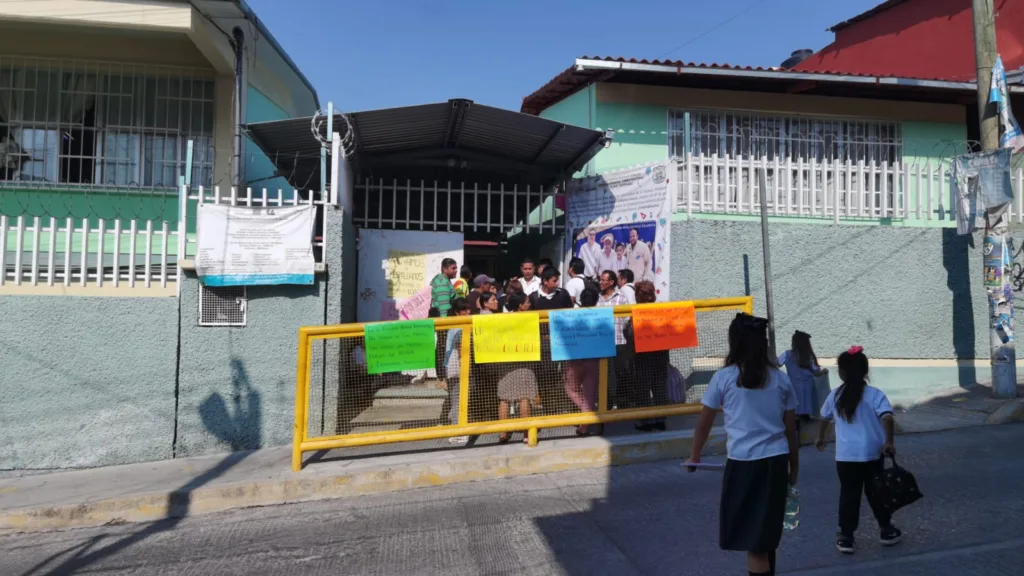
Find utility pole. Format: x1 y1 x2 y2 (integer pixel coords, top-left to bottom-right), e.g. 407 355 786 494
973 0 1018 398
758 168 776 358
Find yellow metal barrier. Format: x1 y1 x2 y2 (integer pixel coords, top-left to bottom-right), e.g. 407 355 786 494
292 296 753 471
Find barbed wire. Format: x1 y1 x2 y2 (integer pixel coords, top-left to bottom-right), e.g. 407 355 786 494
311 108 356 159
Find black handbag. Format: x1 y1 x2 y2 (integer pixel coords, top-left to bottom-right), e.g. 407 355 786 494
870 455 923 514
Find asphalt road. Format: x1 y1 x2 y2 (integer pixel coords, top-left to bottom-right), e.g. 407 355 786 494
2 424 1022 575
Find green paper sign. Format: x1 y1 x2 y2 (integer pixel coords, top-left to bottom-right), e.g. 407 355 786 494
363 319 436 375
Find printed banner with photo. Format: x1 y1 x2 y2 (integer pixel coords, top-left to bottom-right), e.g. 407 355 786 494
565 162 672 301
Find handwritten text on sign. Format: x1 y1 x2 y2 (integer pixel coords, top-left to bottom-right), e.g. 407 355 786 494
397 285 432 320
472 312 541 363
386 250 426 299
363 319 436 375
631 302 699 352
548 307 617 361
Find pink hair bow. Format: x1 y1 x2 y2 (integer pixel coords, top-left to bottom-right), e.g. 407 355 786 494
848 345 863 355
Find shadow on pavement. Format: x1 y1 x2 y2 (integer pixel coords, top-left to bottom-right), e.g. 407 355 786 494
19 359 262 576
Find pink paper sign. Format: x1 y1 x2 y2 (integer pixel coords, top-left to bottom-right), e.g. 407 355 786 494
396 285 432 320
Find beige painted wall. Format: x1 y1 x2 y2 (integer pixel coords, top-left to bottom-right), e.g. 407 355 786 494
0 0 191 31
598 83 966 124
0 23 210 68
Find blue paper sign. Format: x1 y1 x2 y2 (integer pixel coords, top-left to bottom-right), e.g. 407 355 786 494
548 307 617 361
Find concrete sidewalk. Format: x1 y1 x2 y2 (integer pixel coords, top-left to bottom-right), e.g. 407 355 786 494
1 383 1020 534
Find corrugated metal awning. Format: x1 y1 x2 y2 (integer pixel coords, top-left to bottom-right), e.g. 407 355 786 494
246 99 610 190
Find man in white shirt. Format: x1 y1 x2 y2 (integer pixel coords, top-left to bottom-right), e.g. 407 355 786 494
617 268 636 304
625 228 652 282
518 257 541 296
597 233 618 277
578 228 602 278
564 257 587 306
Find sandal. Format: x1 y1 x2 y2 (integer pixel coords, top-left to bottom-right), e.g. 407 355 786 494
498 433 511 444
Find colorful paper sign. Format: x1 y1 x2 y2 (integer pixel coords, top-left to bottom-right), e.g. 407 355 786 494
631 302 699 352
548 307 617 361
397 285 433 320
386 250 427 298
363 319 436 375
472 312 541 363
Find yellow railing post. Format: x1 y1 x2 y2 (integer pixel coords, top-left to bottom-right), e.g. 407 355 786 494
292 328 311 472
458 326 471 426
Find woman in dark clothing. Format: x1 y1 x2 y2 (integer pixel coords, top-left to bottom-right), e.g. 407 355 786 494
623 280 670 431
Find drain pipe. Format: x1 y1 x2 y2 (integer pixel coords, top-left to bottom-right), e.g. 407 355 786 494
232 26 247 188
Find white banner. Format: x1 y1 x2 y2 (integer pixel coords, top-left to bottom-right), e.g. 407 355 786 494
566 163 672 301
196 203 315 286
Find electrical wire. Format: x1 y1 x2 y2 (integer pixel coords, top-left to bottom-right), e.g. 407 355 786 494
658 0 769 60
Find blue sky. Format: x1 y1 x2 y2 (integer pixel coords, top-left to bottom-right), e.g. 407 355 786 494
246 0 884 113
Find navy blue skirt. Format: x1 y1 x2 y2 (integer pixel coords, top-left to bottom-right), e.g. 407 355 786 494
719 453 789 553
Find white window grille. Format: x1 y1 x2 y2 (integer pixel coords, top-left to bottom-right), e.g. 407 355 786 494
668 110 902 164
199 285 247 327
0 56 215 189
670 110 904 217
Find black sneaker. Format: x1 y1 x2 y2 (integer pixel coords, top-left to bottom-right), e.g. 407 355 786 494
836 533 855 554
880 525 902 546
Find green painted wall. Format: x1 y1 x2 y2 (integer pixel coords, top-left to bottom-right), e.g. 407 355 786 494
593 102 669 173
902 121 968 224
0 188 186 231
538 87 591 129
246 86 293 192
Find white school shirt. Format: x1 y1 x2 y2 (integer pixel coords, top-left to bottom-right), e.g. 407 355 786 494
820 385 893 462
565 276 586 305
519 276 541 296
701 365 797 461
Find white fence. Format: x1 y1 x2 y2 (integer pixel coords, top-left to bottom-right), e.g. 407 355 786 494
0 187 327 289
676 153 1024 223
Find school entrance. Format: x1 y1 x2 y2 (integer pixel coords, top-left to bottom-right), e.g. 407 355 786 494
247 98 609 443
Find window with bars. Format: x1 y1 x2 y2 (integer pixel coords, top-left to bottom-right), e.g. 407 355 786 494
669 110 905 216
668 110 902 164
0 57 215 189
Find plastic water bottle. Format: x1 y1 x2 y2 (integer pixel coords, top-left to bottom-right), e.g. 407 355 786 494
783 486 800 530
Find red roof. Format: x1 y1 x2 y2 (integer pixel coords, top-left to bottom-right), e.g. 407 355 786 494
827 0 909 32
796 0 1024 82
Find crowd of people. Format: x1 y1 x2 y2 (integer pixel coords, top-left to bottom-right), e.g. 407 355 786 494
425 254 667 444
407 256 907 574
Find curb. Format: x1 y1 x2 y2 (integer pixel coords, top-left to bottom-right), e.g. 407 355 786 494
3 417 1015 534
0 430 728 533
986 399 1024 425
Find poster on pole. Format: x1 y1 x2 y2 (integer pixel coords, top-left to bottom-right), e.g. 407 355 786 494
566 162 673 301
196 203 315 286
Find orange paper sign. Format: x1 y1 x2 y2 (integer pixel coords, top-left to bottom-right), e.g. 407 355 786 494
631 302 699 352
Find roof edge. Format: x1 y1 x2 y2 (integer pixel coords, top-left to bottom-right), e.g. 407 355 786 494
233 0 320 109
828 0 909 33
522 55 1016 116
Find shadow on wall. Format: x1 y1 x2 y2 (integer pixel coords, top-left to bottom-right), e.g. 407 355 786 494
199 359 263 451
22 361 260 574
942 229 976 388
